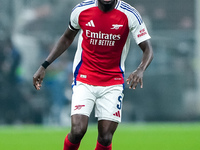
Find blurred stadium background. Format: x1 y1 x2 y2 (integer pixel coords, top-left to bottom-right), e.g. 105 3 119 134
0 0 200 146
1 0 200 149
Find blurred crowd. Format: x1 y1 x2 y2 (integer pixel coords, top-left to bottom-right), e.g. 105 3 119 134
0 0 78 125
0 0 199 125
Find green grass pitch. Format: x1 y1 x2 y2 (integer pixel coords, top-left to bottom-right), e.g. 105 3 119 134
0 123 200 150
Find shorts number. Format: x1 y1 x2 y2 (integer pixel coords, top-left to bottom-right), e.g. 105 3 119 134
117 96 122 110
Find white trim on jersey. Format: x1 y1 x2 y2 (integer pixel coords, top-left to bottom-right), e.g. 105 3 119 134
117 1 151 44
72 0 96 12
120 34 131 73
70 0 97 30
119 1 143 25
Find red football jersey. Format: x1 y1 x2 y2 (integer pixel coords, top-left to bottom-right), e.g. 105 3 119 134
69 0 151 86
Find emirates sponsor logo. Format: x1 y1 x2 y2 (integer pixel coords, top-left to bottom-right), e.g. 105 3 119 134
137 28 147 38
86 30 121 40
86 30 121 46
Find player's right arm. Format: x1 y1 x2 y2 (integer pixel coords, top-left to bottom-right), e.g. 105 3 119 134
33 27 79 90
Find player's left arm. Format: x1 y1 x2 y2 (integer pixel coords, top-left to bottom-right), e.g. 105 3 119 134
126 39 153 89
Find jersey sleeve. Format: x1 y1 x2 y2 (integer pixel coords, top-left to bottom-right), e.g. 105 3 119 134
69 6 81 31
130 22 151 45
128 9 151 44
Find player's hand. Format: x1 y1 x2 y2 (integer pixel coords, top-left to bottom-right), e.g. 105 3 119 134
33 66 46 90
126 68 144 89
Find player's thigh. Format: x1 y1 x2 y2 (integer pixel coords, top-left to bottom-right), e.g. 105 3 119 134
95 84 124 123
71 81 95 117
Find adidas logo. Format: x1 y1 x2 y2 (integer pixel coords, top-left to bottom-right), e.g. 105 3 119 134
86 20 95 27
113 111 120 117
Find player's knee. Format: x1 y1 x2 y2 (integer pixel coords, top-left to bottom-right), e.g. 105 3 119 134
71 124 87 141
98 133 113 146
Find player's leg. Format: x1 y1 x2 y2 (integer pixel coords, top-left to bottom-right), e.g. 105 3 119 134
63 81 95 150
95 120 118 150
63 114 89 150
94 84 124 150
68 114 89 143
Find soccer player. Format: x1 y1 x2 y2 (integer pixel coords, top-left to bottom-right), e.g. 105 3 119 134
33 0 153 149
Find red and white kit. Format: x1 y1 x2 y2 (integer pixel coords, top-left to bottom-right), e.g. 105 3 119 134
70 0 151 86
69 0 151 122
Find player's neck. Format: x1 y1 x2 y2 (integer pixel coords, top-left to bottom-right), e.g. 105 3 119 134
97 0 118 12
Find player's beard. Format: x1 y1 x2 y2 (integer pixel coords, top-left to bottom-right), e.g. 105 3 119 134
98 0 117 11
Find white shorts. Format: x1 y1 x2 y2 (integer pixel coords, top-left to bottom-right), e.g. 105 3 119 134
71 81 124 123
